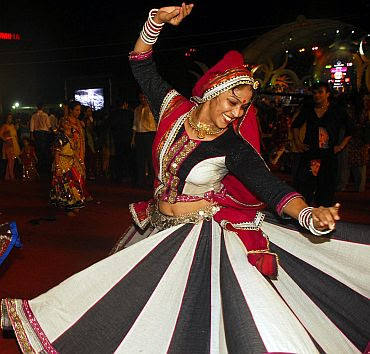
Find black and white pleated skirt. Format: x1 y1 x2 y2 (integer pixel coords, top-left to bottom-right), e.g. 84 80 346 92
1 217 369 353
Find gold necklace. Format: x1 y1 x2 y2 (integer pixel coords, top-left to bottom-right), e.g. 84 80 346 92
187 111 224 139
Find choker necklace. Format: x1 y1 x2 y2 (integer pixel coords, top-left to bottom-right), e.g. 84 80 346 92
187 111 224 139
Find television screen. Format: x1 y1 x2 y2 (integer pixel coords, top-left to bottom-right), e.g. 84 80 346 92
74 88 104 110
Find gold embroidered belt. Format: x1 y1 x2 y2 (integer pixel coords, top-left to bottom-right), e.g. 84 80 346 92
149 202 220 231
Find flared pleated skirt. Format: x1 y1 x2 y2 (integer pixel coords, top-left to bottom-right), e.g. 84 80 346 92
1 218 369 353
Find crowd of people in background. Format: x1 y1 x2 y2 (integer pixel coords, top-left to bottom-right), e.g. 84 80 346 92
0 94 147 186
255 89 370 199
0 94 158 215
0 89 369 208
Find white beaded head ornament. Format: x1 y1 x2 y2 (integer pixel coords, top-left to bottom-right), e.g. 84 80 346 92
190 50 259 104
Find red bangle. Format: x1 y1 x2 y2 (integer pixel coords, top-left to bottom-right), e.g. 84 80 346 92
129 49 153 61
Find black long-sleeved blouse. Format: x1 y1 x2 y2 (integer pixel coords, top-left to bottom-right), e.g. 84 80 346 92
130 55 298 213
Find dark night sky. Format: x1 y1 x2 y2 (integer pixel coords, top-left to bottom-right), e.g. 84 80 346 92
0 0 369 110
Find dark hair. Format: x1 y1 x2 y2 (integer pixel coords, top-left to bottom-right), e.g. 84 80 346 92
231 85 255 106
311 82 331 93
68 100 81 112
37 102 44 110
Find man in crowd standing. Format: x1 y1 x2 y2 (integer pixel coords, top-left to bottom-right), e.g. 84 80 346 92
131 93 157 188
48 108 59 134
292 82 353 206
30 102 52 180
109 99 134 184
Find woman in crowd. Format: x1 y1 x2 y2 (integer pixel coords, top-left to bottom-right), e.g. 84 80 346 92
65 100 92 201
19 137 39 180
0 112 20 180
49 118 85 215
1 4 369 353
83 106 97 180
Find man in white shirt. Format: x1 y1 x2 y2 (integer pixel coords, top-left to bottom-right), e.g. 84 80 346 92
131 93 157 188
30 103 52 179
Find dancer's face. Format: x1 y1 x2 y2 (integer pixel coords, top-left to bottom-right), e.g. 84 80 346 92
208 85 253 129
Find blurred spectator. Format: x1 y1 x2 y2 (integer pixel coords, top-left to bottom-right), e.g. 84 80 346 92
83 106 98 180
0 112 21 180
30 102 52 180
109 100 134 184
254 96 279 161
101 116 115 181
292 82 353 206
62 100 69 119
17 114 31 143
19 137 39 180
49 108 59 133
346 94 370 192
132 93 157 188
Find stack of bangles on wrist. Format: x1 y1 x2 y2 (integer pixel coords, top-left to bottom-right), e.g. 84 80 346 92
298 207 333 236
140 9 164 45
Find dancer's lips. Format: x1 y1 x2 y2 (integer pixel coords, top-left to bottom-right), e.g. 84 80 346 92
222 113 234 124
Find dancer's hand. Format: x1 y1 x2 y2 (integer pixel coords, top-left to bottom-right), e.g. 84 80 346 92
312 203 341 231
154 3 194 26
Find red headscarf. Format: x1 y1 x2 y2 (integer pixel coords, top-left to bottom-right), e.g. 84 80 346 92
191 50 258 103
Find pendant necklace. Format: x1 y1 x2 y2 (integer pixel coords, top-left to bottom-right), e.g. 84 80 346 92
187 111 224 139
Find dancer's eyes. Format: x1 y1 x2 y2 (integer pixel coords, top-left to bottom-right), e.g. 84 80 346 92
228 99 238 106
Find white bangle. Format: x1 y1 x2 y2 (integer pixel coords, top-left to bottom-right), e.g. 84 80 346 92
140 8 164 46
148 9 164 27
298 207 313 229
308 217 333 236
299 206 333 236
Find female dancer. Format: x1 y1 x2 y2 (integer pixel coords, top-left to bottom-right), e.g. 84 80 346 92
65 101 92 201
1 4 369 353
49 118 85 215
